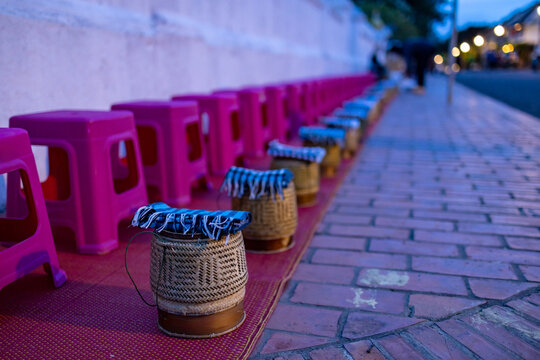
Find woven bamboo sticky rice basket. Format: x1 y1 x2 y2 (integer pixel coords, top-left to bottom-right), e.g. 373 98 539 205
232 183 298 253
150 230 248 338
343 128 360 159
271 158 320 207
304 141 341 178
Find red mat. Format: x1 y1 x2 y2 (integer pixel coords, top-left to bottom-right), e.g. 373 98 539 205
0 150 364 360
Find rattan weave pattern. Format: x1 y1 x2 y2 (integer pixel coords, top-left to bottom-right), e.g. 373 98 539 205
232 183 298 240
303 141 341 169
270 158 319 198
156 288 246 315
345 129 360 152
150 231 248 308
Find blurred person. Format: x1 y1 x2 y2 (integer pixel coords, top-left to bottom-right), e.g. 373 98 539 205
386 44 407 82
370 53 386 80
532 45 540 72
404 38 435 94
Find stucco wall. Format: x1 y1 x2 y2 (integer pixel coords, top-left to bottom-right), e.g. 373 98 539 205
0 0 379 129
0 0 380 207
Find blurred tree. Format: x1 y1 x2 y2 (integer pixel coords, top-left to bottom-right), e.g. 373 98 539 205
353 0 446 40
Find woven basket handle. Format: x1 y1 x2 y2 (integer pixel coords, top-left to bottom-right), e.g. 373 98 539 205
124 230 164 307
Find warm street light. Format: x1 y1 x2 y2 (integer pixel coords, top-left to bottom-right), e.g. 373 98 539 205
537 5 540 16
494 25 505 36
460 42 471 53
434 54 443 64
451 47 460 57
502 44 514 53
473 35 485 46
451 63 460 72
514 23 522 31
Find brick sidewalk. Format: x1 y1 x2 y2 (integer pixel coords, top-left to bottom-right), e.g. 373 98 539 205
250 77 540 359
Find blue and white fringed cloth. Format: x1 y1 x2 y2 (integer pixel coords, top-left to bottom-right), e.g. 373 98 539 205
321 117 361 130
333 107 369 120
220 166 294 201
131 202 251 242
344 97 378 111
299 126 346 147
267 140 326 163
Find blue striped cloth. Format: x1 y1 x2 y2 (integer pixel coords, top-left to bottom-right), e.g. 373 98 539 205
220 166 294 201
299 126 346 147
344 98 377 111
321 117 361 130
131 202 251 242
267 140 326 163
333 108 369 120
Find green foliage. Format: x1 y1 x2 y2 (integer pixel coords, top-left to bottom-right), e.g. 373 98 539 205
353 0 446 40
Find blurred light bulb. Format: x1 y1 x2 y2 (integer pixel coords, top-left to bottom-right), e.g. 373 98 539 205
537 5 540 16
451 47 460 57
473 35 485 47
451 63 460 72
513 23 522 31
502 44 514 53
434 54 444 64
494 25 505 37
460 42 471 53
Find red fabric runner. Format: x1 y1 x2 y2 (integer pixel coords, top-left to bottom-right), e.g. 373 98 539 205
0 125 378 359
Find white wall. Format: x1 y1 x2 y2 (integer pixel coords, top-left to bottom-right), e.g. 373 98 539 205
0 0 379 128
0 0 380 203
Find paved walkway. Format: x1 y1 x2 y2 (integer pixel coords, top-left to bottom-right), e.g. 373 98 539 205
250 77 540 359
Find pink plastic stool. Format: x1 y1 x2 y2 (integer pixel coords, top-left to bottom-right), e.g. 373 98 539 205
301 81 317 126
111 100 207 206
1 128 67 290
172 94 243 175
284 83 305 136
214 88 271 158
264 85 289 141
9 110 148 254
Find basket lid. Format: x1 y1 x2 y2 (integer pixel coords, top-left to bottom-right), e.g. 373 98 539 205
220 166 293 200
321 117 361 130
344 98 377 111
333 108 369 119
299 126 346 147
131 202 251 241
267 139 326 163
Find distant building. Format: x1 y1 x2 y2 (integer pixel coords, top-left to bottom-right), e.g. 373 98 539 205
504 2 540 46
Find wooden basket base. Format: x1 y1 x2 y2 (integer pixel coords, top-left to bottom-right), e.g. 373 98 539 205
321 165 337 178
245 235 294 254
158 302 245 338
297 192 317 207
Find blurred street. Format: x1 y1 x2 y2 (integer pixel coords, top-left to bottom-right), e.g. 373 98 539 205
457 70 540 119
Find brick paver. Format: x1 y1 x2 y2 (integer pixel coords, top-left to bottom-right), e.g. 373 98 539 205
250 79 540 359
